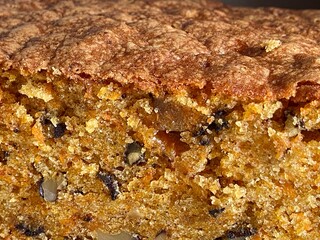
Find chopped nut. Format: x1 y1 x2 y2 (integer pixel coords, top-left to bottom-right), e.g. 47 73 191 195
152 98 205 131
132 234 142 240
39 178 58 202
155 230 167 240
96 230 139 240
127 208 144 219
124 141 145 165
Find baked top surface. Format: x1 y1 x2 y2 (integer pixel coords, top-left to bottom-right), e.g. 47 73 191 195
0 0 320 101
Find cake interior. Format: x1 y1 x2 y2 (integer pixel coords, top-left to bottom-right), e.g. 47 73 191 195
0 70 319 239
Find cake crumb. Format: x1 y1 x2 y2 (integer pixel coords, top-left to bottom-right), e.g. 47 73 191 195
85 118 99 133
52 67 62 75
68 145 75 153
127 115 141 129
262 39 282 52
80 163 99 177
97 84 121 101
174 91 211 115
15 104 34 124
137 99 153 114
244 101 282 120
19 81 53 102
223 184 246 199
291 213 313 235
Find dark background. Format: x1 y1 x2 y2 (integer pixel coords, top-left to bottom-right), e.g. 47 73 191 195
221 0 320 9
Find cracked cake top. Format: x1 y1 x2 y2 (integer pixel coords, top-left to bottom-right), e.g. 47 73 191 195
0 0 320 101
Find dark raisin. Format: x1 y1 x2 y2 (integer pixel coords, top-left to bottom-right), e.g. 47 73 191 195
124 141 144 165
15 223 44 237
151 163 160 168
295 118 305 129
209 121 229 132
209 208 225 218
148 93 155 99
15 223 25 230
83 214 93 222
41 117 67 138
97 171 120 200
42 118 52 126
194 127 206 137
200 135 210 146
208 110 229 133
284 110 306 130
115 166 125 171
53 123 66 138
225 227 257 239
73 188 84 195
38 178 44 198
0 151 9 164
215 110 227 118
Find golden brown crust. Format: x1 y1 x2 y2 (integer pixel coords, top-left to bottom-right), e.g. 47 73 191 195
1 0 320 101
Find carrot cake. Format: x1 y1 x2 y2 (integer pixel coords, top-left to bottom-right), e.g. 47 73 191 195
0 0 319 239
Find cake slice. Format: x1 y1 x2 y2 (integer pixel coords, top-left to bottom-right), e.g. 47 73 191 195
0 0 319 239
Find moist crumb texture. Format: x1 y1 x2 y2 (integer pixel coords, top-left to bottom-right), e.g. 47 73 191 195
0 0 319 239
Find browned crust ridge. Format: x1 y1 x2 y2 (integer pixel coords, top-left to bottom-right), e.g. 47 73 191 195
0 0 320 101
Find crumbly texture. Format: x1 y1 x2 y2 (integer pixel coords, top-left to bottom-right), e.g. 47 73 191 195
0 0 319 239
